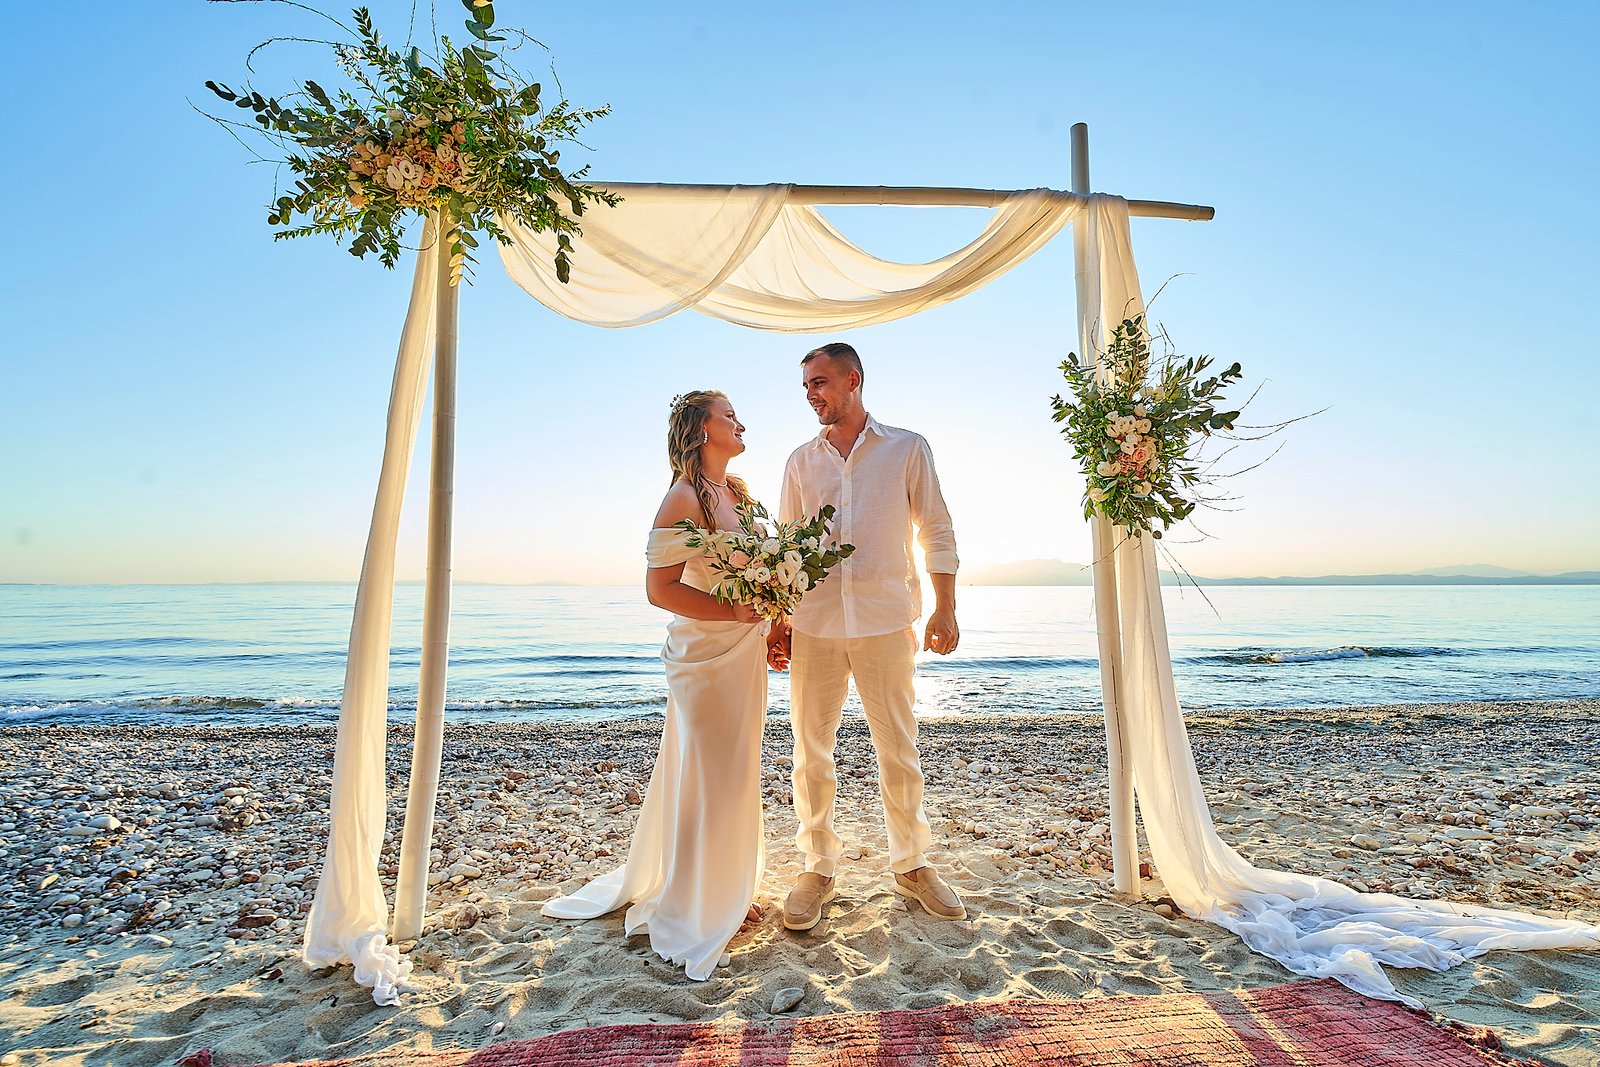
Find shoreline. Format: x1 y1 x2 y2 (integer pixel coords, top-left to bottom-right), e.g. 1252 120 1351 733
2 699 1597 1065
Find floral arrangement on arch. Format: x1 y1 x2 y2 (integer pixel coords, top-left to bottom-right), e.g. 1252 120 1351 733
1051 316 1256 538
204 1 616 284
677 504 855 621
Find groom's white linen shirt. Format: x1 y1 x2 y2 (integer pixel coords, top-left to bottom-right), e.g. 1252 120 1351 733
780 414 958 640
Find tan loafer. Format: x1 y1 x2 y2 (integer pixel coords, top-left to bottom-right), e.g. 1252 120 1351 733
893 866 966 920
783 872 836 931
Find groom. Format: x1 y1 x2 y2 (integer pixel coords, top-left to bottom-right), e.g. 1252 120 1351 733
771 341 965 932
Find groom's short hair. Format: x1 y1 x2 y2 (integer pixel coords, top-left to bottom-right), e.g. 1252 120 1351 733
802 342 863 383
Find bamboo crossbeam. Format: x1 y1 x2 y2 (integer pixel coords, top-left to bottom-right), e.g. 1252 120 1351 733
592 182 1214 220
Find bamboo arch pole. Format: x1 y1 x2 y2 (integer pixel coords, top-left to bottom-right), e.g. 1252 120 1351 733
393 212 461 941
1070 124 1141 898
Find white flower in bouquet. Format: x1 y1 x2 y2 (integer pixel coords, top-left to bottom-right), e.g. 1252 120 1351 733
676 501 855 620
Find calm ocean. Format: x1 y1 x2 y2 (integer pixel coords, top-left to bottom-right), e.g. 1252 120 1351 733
1 584 1597 727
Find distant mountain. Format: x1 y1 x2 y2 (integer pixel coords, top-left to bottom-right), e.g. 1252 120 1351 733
1414 563 1533 578
1194 571 1600 586
959 560 1600 587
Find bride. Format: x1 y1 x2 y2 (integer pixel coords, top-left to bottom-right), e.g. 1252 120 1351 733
541 389 773 979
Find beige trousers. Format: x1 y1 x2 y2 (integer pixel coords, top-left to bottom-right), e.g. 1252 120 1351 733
790 627 931 877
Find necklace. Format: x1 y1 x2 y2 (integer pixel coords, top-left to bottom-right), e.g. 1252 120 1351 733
705 475 729 489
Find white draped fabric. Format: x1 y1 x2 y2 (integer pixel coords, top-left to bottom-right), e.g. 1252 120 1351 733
497 185 1078 331
300 218 439 1006
308 187 1597 1007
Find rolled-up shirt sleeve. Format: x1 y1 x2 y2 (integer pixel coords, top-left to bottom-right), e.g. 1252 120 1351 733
908 435 958 575
779 452 803 526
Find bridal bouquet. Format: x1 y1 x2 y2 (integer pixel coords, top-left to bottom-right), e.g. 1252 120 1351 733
1050 316 1245 538
204 2 616 285
676 504 855 620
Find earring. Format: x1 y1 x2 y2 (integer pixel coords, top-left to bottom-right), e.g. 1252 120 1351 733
703 433 709 444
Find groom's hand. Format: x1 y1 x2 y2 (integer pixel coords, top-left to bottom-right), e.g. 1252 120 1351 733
923 607 959 655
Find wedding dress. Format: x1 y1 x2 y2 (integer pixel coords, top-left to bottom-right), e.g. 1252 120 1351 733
541 527 769 979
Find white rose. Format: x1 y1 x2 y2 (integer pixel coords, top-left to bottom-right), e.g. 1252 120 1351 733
752 566 772 585
1135 481 1153 495
1088 486 1109 503
1134 403 1148 417
761 538 781 556
775 562 797 586
793 571 811 593
784 550 802 569
742 566 760 583
1119 437 1137 455
385 163 407 190
1134 418 1152 434
1096 459 1120 477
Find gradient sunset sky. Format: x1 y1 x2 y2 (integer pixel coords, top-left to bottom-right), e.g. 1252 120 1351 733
3 1 1597 584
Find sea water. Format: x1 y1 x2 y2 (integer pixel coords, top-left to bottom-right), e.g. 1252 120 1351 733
1 583 1596 727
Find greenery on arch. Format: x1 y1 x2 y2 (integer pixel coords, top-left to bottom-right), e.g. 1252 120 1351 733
204 1 617 285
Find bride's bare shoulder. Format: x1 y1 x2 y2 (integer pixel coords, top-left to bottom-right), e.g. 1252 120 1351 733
652 480 701 529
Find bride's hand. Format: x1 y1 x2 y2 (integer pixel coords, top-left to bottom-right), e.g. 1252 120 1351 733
728 601 763 625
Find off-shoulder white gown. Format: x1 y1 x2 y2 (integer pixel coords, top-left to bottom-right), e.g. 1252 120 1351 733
541 528 769 979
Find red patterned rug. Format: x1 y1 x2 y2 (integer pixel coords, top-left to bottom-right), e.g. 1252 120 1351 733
241 980 1529 1066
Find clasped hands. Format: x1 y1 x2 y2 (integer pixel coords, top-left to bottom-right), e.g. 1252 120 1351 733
764 608 960 671
766 618 792 671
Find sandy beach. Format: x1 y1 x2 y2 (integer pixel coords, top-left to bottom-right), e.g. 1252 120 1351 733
2 699 1596 1067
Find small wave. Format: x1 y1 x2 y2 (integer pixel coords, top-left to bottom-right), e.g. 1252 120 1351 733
1228 646 1465 662
134 695 275 710
921 656 1099 672
1198 646 1471 665
0 635 217 652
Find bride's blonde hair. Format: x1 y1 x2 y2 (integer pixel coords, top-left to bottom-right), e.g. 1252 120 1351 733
667 390 754 531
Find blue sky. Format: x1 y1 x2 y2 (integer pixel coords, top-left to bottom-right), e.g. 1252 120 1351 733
3 1 1597 583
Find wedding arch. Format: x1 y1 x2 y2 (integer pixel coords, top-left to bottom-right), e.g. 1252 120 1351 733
303 124 1599 1006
